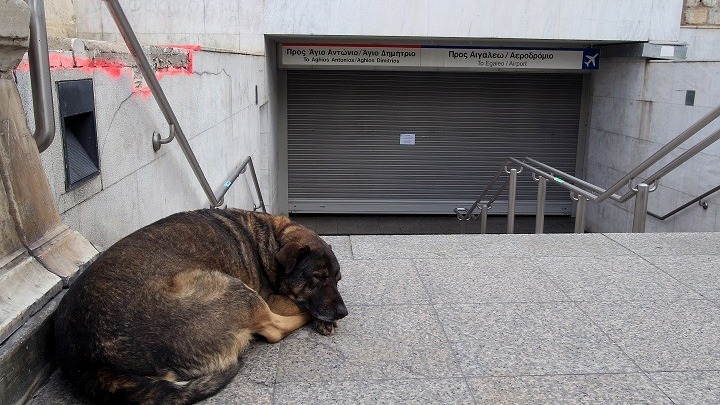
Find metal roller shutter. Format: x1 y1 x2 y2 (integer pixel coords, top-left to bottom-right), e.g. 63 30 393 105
287 70 582 214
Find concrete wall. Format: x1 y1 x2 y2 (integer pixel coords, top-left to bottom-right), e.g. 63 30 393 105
264 0 682 43
16 43 272 249
73 0 265 53
585 27 720 232
72 0 683 53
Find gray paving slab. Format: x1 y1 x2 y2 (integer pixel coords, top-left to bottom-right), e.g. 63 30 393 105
338 259 429 305
649 371 720 405
275 305 461 382
535 255 703 301
273 378 474 404
350 233 632 260
27 232 720 404
198 381 272 405
646 255 720 299
414 257 567 304
579 300 720 371
320 235 353 259
467 373 673 404
198 343 278 404
434 302 639 376
604 232 720 257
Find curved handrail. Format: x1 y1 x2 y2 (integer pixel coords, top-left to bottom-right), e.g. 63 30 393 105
648 184 720 220
26 0 55 153
455 158 516 219
101 0 265 211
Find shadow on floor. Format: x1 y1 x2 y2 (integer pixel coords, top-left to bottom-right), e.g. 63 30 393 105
290 214 576 235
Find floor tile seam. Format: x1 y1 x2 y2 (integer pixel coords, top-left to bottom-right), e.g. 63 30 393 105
598 232 649 257
430 299 579 306
567 298 713 304
525 255 577 303
344 235 356 259
273 376 475 385
460 370 666 379
352 254 655 260
272 370 701 384
423 298 715 307
638 254 715 301
409 258 478 405
269 332 285 404
645 368 720 374
569 299 679 405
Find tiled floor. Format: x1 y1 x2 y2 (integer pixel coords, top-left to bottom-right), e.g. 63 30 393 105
30 232 720 404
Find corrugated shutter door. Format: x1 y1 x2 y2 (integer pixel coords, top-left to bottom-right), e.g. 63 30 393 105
287 70 582 214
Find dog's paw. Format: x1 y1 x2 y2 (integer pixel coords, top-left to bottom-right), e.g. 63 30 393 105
314 319 337 336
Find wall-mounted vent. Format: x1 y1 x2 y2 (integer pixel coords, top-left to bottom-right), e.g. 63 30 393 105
685 90 696 106
57 79 100 190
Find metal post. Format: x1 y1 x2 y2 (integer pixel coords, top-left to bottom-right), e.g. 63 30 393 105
26 0 55 153
480 205 488 234
101 0 220 207
507 168 517 234
574 196 586 234
535 175 546 234
632 183 650 233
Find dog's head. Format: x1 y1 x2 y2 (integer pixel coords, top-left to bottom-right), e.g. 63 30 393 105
275 238 347 322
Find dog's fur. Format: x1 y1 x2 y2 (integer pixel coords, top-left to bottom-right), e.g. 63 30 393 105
54 209 347 405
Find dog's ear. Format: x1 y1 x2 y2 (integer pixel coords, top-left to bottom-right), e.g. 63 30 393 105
276 242 310 274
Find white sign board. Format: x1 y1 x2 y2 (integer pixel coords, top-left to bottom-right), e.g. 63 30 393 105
283 44 420 67
280 44 599 71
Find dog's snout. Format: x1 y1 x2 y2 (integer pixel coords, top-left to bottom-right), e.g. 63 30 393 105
335 303 348 319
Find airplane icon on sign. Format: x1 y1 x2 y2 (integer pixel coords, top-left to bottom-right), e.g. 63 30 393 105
584 52 598 68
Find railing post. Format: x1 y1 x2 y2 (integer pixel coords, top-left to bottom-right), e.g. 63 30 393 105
535 175 546 234
507 168 517 234
574 196 587 234
632 183 650 233
480 204 488 234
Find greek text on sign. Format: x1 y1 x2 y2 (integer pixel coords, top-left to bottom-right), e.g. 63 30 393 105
280 44 599 71
283 44 420 67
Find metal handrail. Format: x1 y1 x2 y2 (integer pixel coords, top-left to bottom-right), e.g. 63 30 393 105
615 127 720 202
26 0 55 153
454 161 512 219
523 157 624 201
456 115 720 232
508 157 599 201
648 184 720 220
101 0 265 211
594 103 720 203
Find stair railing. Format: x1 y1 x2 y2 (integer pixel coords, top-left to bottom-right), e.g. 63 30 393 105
648 184 720 220
456 108 720 233
100 0 265 211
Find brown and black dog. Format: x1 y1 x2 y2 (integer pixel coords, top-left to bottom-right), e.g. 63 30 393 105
54 209 347 405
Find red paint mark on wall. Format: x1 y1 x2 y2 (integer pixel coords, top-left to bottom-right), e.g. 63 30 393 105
16 53 126 77
162 44 202 51
15 46 198 98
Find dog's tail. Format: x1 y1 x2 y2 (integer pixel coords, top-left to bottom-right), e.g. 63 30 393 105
67 364 239 405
